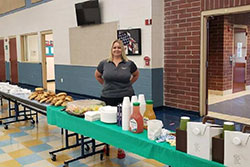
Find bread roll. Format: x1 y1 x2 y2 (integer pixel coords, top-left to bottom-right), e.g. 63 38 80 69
29 92 38 100
55 100 63 106
35 87 44 91
65 96 73 102
56 92 67 97
40 98 47 103
61 102 67 107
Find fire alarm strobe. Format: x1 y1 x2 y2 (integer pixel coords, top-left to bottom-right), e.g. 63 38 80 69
145 19 152 25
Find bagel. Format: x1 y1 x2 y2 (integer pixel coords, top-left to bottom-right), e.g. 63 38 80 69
61 102 67 107
35 94 42 101
29 92 37 99
35 87 44 92
51 98 58 105
45 97 53 104
65 96 73 102
58 96 66 100
55 100 64 106
40 98 47 103
56 92 67 97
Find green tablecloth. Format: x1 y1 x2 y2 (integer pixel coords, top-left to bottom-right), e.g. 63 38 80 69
47 106 225 167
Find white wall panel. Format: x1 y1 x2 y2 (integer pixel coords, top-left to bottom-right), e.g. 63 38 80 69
0 0 163 68
152 0 164 68
100 0 152 68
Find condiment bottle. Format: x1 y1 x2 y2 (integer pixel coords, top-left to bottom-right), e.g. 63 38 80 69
129 102 143 133
143 100 156 129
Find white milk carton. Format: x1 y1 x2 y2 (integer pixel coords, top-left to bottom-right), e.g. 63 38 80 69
187 122 223 160
224 131 250 167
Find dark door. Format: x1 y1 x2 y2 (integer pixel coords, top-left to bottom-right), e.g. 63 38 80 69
9 38 18 84
0 39 6 81
233 28 247 93
233 63 245 93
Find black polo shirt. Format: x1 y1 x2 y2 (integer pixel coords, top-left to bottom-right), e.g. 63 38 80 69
97 59 137 98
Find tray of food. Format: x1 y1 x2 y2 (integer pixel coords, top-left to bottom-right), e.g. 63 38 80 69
65 99 105 117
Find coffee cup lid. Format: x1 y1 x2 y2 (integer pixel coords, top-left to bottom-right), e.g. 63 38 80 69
181 116 190 120
224 122 234 125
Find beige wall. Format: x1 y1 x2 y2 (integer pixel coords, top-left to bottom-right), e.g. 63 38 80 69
69 22 118 66
0 0 25 14
31 0 43 3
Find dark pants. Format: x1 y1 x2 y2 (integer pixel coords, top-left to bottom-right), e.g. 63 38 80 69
101 96 123 106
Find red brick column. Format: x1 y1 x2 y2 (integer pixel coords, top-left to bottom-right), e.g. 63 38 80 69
222 16 233 91
208 16 224 91
246 26 250 86
208 16 233 92
164 0 201 111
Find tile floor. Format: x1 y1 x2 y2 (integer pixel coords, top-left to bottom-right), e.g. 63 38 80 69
208 89 250 125
0 100 169 167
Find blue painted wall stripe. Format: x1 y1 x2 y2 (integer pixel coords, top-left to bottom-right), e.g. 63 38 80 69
5 61 10 81
55 65 103 98
18 62 43 87
4 62 163 106
55 65 163 107
152 68 163 107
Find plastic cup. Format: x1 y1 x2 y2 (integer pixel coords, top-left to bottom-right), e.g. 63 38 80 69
147 119 163 140
131 95 138 103
138 94 145 102
179 116 190 131
222 122 235 138
122 96 130 106
223 122 235 131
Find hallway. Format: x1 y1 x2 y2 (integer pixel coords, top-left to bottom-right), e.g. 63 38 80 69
208 90 250 125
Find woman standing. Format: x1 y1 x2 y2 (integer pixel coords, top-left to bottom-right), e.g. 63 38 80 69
95 39 139 106
95 39 139 158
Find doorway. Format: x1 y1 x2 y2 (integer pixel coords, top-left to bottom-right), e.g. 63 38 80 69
41 31 55 92
201 9 250 124
233 27 247 93
0 39 6 81
9 38 18 84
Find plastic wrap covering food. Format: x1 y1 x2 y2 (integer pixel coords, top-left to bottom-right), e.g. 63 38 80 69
65 99 106 117
0 82 31 96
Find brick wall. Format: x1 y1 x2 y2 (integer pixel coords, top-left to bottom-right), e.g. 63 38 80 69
201 0 250 10
246 26 250 86
208 16 224 91
164 0 250 112
223 16 233 91
208 16 234 92
164 0 201 111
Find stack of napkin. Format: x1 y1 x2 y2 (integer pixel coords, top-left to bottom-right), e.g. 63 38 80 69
85 111 101 122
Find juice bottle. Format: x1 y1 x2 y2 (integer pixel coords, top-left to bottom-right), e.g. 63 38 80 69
129 102 143 133
143 100 156 129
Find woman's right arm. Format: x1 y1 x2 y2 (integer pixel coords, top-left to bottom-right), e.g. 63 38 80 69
95 70 104 85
